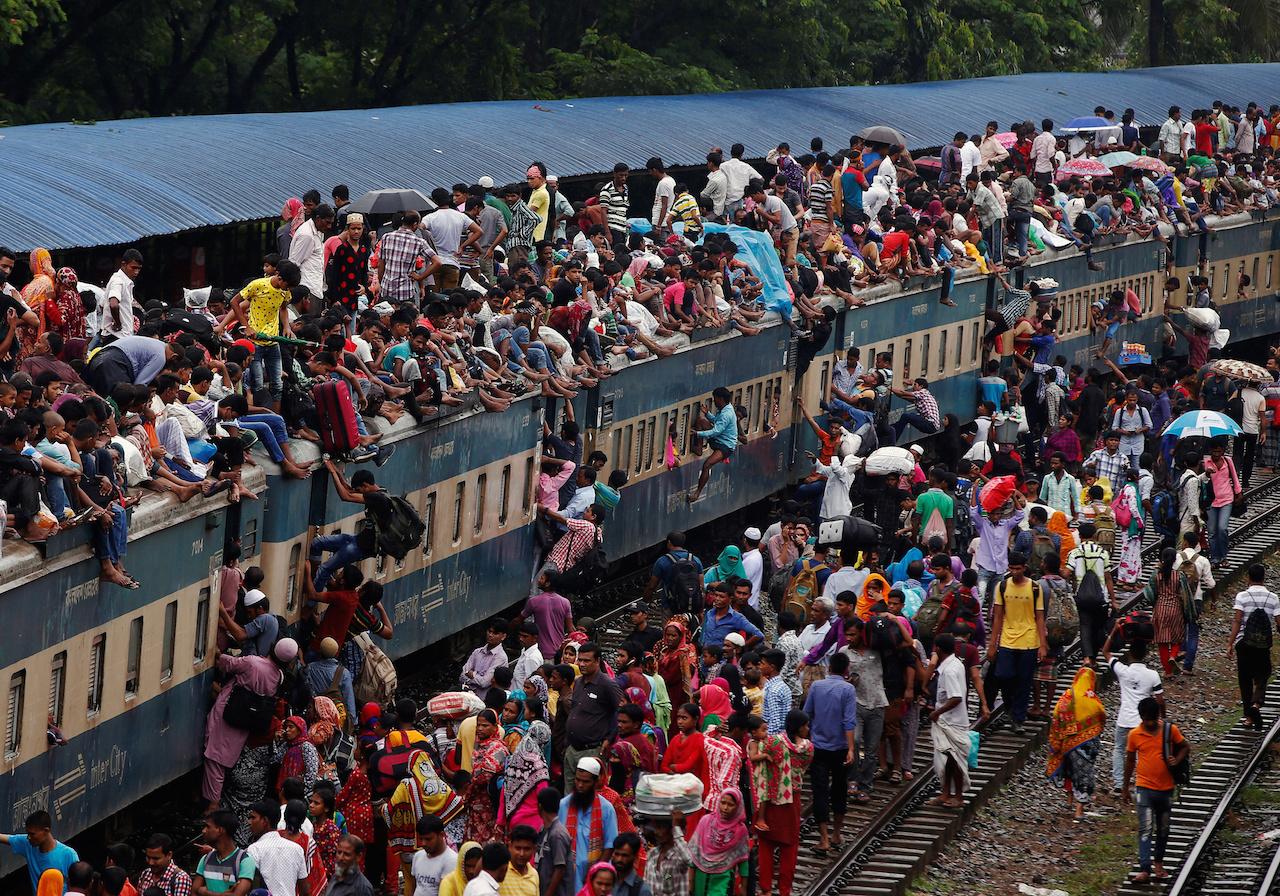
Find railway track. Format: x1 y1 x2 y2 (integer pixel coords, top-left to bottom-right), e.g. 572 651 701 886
799 470 1280 896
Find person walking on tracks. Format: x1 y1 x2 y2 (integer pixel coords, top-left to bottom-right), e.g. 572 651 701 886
1103 622 1164 794
987 552 1048 734
801 650 857 854
1227 562 1280 729
928 634 971 809
1122 697 1188 882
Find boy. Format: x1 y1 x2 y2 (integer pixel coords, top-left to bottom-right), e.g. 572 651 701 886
1122 697 1188 882
411 814 456 896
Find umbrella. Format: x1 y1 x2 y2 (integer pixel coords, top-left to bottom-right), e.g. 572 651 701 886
1097 151 1139 168
858 125 906 146
346 188 436 215
1128 156 1171 175
994 131 1018 149
1056 157 1114 178
864 446 915 476
1062 116 1112 131
1164 410 1243 439
1210 358 1271 382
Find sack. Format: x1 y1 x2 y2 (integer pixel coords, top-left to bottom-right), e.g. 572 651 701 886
967 730 980 770
1151 489 1179 537
782 560 822 620
979 476 1018 512
853 421 878 457
1042 577 1079 648
868 614 903 651
223 682 278 735
1163 722 1191 787
354 633 397 706
1026 531 1058 577
921 508 948 545
1241 606 1274 650
364 494 426 561
666 552 704 614
427 691 485 721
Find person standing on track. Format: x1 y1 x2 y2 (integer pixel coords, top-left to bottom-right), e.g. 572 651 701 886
1122 697 1187 883
1102 621 1164 794
1227 563 1280 729
801 650 857 854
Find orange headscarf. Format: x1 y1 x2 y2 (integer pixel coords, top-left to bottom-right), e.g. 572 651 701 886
21 248 55 308
1048 511 1077 566
856 573 889 621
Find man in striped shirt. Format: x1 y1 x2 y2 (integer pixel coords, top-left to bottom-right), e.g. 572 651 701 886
598 164 630 246
890 377 941 441
807 163 836 247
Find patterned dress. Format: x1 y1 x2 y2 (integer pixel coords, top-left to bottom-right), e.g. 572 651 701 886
750 734 814 844
701 733 744 815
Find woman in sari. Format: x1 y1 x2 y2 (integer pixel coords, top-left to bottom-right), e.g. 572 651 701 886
498 721 552 833
1147 548 1189 676
274 716 319 797
606 704 660 809
1047 511 1077 567
19 248 57 358
384 749 466 883
700 718 744 828
439 842 483 896
657 621 697 711
688 788 751 896
1046 666 1106 822
748 711 814 896
703 545 747 587
695 681 732 724
51 267 87 342
576 861 617 896
661 703 709 831
856 572 889 621
501 693 530 753
464 709 510 843
308 696 353 785
1115 468 1145 586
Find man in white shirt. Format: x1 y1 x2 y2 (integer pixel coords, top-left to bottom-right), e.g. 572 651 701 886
245 802 309 896
1158 106 1186 163
288 204 332 301
648 156 676 233
102 249 143 342
1176 531 1215 674
1228 563 1280 724
1103 624 1163 793
426 188 483 291
411 814 457 896
929 634 971 807
753 180 799 267
959 134 982 180
702 151 729 222
512 621 545 691
719 143 757 221
1031 120 1057 187
741 527 765 608
463 843 509 896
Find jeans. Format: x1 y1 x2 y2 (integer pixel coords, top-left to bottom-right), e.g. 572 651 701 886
1237 644 1273 709
995 646 1037 723
163 458 203 483
984 220 1005 265
309 532 369 590
581 327 605 366
1112 725 1133 789
855 704 886 792
892 412 939 442
976 568 1003 614
45 476 70 518
1182 617 1201 671
1009 209 1031 257
1136 787 1174 871
93 504 128 564
1206 503 1231 562
512 326 551 372
809 746 849 823
248 342 283 403
1235 433 1258 488
239 413 291 463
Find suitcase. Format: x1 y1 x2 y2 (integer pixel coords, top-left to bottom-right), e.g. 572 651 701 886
312 380 359 455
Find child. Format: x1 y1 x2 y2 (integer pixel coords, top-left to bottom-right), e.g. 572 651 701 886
0 383 15 420
742 668 764 716
699 644 723 687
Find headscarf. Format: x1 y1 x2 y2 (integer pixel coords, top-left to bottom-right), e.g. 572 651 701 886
35 868 63 896
1046 667 1106 779
575 861 617 896
472 709 510 779
21 248 55 308
440 842 482 896
856 573 889 621
502 692 530 748
705 545 747 585
624 686 655 725
657 620 695 690
357 702 381 752
310 696 341 746
277 716 313 793
52 267 84 339
688 787 750 874
1048 511 1077 566
696 683 731 722
504 721 551 820
388 749 465 829
283 197 305 234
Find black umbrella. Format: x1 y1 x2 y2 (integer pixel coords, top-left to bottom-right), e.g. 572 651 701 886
346 188 437 215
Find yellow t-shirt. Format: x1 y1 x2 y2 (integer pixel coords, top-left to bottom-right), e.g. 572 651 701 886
744 686 764 717
995 576 1044 650
528 186 550 240
243 276 289 345
498 864 539 896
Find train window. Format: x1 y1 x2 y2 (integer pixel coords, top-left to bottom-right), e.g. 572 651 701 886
954 327 963 369
522 458 534 516
921 334 931 379
621 424 634 471
286 543 301 612
161 601 177 683
499 466 511 526
610 429 622 473
474 474 487 535
819 362 831 407
6 671 24 759
634 421 645 475
903 340 911 378
657 412 670 464
679 406 690 454
422 492 437 557
88 633 106 714
1253 257 1260 291
1269 255 1274 289
194 588 210 663
452 482 465 544
645 416 657 470
242 517 259 557
970 323 979 363
937 330 947 375
886 342 894 366
48 652 66 730
125 617 143 698
752 385 763 434
1225 264 1232 297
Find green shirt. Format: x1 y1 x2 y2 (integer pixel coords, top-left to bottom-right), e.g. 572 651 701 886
196 847 257 893
915 488 954 536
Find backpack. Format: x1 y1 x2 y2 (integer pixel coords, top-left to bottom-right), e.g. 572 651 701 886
913 581 953 649
367 743 416 800
362 493 426 561
665 552 704 614
558 530 609 596
1163 722 1191 787
1151 489 1179 537
1092 505 1116 550
1042 576 1079 648
1241 604 1275 651
868 614 903 651
222 675 281 736
782 560 822 620
1176 553 1201 604
1026 530 1058 577
354 633 398 707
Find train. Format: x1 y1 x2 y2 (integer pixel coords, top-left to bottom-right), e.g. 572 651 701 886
2 204 1279 881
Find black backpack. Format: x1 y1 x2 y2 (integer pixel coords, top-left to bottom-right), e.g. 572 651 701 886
1241 605 1275 651
222 676 280 736
556 529 609 596
666 553 704 614
1073 545 1109 611
363 493 426 561
1163 722 1191 787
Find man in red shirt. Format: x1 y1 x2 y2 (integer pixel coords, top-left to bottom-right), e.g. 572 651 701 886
1193 109 1218 156
303 560 382 654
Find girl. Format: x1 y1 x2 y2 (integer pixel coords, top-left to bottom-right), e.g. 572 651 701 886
748 712 814 896
688 789 751 896
1045 667 1106 822
308 787 342 876
274 716 319 797
577 862 617 896
660 704 709 832
1147 548 1190 676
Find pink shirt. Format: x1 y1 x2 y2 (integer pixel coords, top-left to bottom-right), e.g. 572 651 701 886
537 460 576 511
1204 455 1240 508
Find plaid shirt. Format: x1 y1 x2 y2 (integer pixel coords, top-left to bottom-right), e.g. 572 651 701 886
911 389 941 428
1084 447 1129 487
546 517 598 571
137 862 193 896
644 825 693 896
378 228 430 302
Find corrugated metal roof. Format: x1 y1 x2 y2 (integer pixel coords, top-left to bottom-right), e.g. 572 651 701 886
2 63 1277 251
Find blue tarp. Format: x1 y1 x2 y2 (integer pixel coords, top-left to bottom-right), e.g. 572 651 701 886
702 223 793 318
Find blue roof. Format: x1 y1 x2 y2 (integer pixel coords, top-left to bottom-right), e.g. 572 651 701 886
2 63 1277 251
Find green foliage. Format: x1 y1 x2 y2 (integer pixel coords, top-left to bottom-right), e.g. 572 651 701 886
0 0 61 46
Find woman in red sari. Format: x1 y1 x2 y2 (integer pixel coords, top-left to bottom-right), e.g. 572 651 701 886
660 703 709 832
657 621 697 712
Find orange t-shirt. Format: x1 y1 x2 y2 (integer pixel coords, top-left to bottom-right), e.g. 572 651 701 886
1127 723 1184 791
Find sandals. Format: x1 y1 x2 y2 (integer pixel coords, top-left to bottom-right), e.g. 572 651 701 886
889 770 903 785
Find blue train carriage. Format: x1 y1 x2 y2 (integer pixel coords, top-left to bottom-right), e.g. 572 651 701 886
0 470 265 881
585 323 797 554
270 399 545 662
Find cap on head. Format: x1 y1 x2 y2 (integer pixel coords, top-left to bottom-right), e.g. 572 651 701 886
243 589 266 607
273 637 299 663
577 757 602 776
319 637 339 659
744 527 762 541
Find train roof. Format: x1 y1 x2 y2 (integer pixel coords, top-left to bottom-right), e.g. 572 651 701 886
1 63 1277 252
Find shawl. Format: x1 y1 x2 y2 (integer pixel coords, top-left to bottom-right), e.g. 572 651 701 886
310 696 341 746
440 842 481 896
704 546 747 585
279 716 311 782
625 686 655 725
688 787 750 875
657 621 695 694
284 197 305 234
36 870 63 896
1046 667 1106 779
383 748 466 854
608 734 659 804
504 722 551 820
473 730 511 780
564 794 607 867
335 763 374 848
696 684 731 721
575 862 617 896
1048 511 1077 566
53 267 85 338
701 732 743 812
21 248 55 308
856 573 889 621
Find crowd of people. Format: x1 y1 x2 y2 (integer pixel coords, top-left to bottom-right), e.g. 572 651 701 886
5 93 1280 896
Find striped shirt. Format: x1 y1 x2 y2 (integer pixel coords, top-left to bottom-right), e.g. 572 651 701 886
378 229 431 303
808 179 834 221
670 192 701 234
1083 447 1129 489
599 182 630 231
910 389 941 428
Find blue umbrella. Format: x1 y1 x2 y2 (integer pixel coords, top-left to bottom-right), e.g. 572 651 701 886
1163 410 1243 439
1062 116 1112 130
